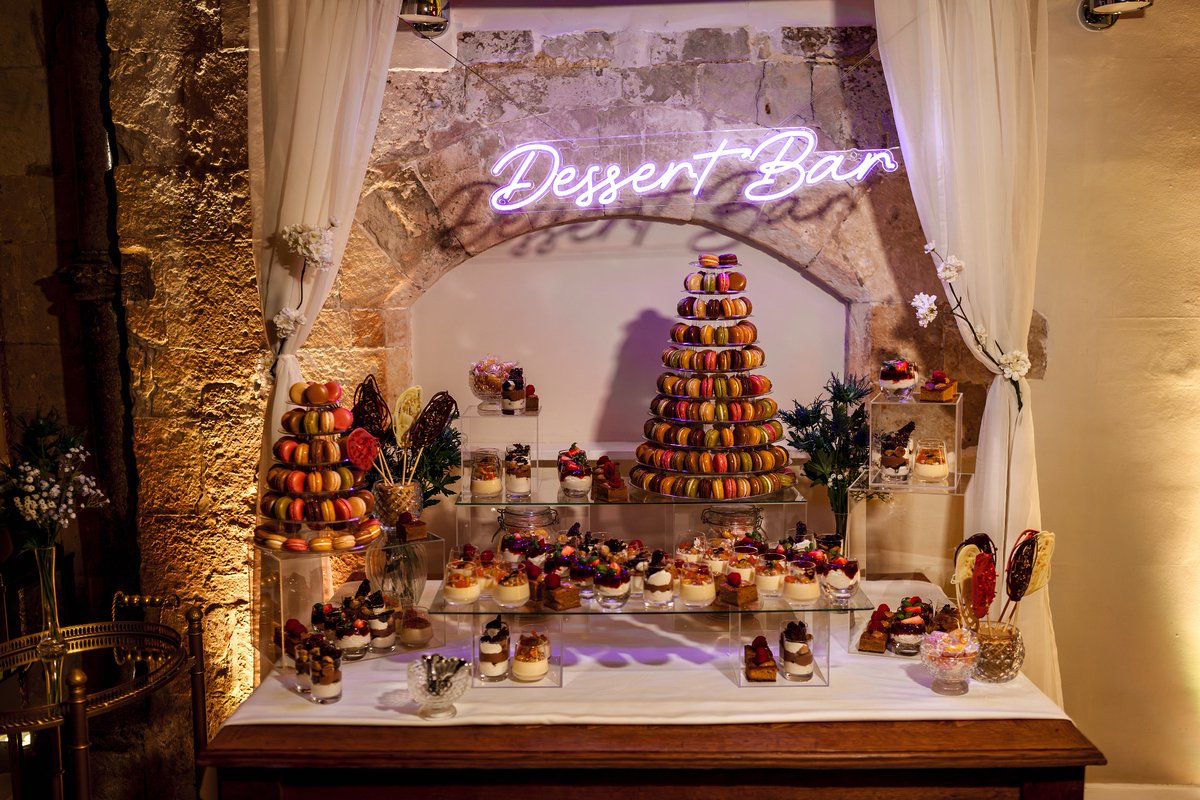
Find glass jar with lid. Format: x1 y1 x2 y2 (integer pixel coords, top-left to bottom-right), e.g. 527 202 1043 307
493 507 559 541
700 504 764 539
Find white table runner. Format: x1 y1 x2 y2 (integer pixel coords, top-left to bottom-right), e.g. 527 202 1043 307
224 579 1068 727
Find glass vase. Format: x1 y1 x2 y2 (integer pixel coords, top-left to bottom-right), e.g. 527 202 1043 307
367 541 429 611
972 621 1025 683
375 481 424 524
34 545 68 660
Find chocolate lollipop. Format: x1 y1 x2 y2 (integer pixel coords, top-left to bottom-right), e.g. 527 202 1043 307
953 533 996 629
1026 531 1056 595
403 391 458 483
971 552 997 622
352 375 392 440
1006 534 1039 602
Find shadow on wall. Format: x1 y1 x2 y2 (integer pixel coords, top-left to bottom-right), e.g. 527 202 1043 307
594 308 673 444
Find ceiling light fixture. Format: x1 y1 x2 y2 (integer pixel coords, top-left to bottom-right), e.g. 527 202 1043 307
399 0 449 39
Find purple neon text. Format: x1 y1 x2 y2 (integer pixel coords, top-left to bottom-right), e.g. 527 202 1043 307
489 129 898 212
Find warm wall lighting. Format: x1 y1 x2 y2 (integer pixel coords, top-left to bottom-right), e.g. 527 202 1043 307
399 0 449 38
1078 0 1153 31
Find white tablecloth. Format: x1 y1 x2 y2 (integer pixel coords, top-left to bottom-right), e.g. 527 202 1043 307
223 579 1068 727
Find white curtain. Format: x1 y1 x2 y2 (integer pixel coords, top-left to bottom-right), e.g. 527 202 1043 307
248 0 400 473
874 0 1060 704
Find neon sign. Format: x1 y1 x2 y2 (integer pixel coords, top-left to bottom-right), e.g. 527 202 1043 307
488 128 899 213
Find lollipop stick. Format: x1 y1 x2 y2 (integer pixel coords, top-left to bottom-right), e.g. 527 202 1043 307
408 446 426 483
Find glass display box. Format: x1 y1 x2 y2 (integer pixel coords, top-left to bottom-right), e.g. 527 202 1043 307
868 392 963 493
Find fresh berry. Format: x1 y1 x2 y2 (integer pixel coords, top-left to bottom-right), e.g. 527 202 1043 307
480 549 495 564
753 646 773 665
525 384 536 396
725 572 742 587
525 562 542 580
751 635 768 649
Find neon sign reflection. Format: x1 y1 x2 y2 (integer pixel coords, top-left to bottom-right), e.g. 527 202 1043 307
489 128 899 212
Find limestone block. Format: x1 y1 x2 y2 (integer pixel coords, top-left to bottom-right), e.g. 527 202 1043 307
0 67 51 166
681 27 751 63
220 0 249 50
621 63 698 106
349 309 386 348
109 49 188 165
140 346 260 417
611 30 650 68
780 26 876 63
158 244 259 350
335 224 418 308
0 176 55 243
107 0 221 54
114 166 251 245
375 69 465 163
133 417 206 513
695 62 762 122
181 50 249 167
541 31 615 62
2 344 70 410
297 346 389 393
457 30 533 64
757 61 814 127
541 67 624 113
839 59 898 149
304 306 355 349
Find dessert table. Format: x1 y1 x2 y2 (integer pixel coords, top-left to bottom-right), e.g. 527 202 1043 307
202 578 1104 798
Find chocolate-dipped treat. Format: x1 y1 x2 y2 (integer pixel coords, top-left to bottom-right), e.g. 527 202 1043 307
478 615 510 682
501 367 526 416
780 620 815 681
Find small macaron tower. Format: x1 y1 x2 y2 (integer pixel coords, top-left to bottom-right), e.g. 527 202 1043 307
255 377 385 554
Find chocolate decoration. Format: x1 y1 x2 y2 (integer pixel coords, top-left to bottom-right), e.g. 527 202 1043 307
1006 535 1039 602
1027 531 1056 595
408 391 458 448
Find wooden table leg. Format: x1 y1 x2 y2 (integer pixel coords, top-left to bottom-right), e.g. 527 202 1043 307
64 668 90 800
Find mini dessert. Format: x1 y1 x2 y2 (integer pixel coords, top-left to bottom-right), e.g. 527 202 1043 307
468 356 516 410
642 551 675 608
594 563 632 610
878 421 916 483
478 615 510 682
920 369 958 402
879 358 918 397
592 456 628 502
678 563 716 608
541 573 581 610
675 534 704 564
443 560 482 605
503 443 533 497
703 540 732 576
913 438 950 483
716 571 758 607
754 552 787 597
727 547 757 583
294 634 342 702
367 588 396 651
493 564 531 609
889 596 934 656
470 448 502 496
283 618 308 664
557 443 593 496
718 253 739 266
744 635 777 682
501 366 526 415
698 252 719 267
920 627 980 695
627 551 648 594
398 606 434 648
818 556 861 603
511 629 550 682
779 621 814 681
524 384 540 413
525 539 551 569
933 603 962 633
499 531 531 563
857 605 892 653
783 556 822 603
334 617 372 660
569 552 600 598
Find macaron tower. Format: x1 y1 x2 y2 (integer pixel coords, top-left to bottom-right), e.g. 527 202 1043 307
630 253 793 500
255 380 384 553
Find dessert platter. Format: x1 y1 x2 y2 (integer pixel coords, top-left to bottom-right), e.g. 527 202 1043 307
255 380 385 554
631 253 794 501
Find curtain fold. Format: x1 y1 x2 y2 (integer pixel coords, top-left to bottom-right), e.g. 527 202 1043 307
248 0 400 488
874 0 1060 704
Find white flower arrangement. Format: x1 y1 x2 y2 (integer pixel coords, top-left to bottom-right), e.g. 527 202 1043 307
273 307 307 339
913 243 1029 410
281 220 336 272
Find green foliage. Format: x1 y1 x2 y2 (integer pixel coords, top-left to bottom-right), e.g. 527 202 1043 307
779 374 878 517
373 416 462 509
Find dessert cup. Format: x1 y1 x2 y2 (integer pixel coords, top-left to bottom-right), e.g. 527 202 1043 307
398 606 434 649
783 559 821 603
594 565 632 611
678 563 716 608
443 561 482 606
493 564 531 609
569 559 597 599
888 621 925 656
511 626 551 683
913 438 950 484
921 629 980 695
675 533 705 564
469 448 502 497
642 565 675 608
755 552 787 598
818 558 861 605
728 546 758 583
478 623 510 682
779 621 815 682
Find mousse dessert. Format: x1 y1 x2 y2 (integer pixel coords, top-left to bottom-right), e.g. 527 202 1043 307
569 552 600 599
879 358 918 397
642 551 675 608
779 621 815 681
783 556 822 603
366 588 396 652
557 443 593 496
675 534 704 563
878 421 916 483
398 606 434 648
512 629 551 682
703 540 732 576
504 443 533 497
594 563 632 611
499 532 531 564
818 555 861 604
334 617 372 660
501 366 526 415
443 560 482 605
478 615 510 682
728 547 758 583
294 634 342 702
469 448 503 497
889 596 934 656
754 552 788 598
493 564 531 608
679 563 716 608
913 439 950 483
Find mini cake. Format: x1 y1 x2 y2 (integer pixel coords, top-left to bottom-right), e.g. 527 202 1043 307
592 456 628 502
541 573 581 610
744 635 777 682
398 607 433 648
396 512 427 542
779 621 814 681
478 615 510 682
512 630 550 682
920 369 958 402
716 571 758 607
524 384 540 413
933 603 962 632
857 604 892 653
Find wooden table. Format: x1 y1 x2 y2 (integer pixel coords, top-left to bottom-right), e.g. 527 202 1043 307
201 717 1104 799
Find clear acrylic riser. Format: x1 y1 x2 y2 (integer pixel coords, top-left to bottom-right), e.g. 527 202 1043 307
459 405 543 497
868 391 963 493
454 466 807 557
251 533 445 684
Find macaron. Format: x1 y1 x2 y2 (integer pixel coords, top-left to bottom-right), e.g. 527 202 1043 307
332 534 357 551
283 537 309 552
308 536 333 552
